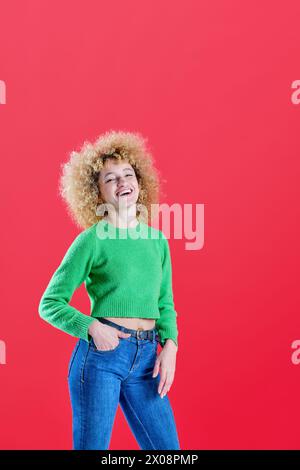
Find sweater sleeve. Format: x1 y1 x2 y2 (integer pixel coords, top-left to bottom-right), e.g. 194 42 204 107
155 233 179 347
38 229 97 342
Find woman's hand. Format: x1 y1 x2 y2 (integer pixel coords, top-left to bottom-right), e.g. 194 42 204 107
152 339 178 398
88 320 131 351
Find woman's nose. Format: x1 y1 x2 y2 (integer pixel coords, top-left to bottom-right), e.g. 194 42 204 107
117 175 126 184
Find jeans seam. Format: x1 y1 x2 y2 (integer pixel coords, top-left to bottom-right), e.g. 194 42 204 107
122 388 156 450
79 342 90 448
80 379 85 449
80 341 90 384
68 341 80 378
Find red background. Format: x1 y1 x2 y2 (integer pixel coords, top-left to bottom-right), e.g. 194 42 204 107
1 0 300 450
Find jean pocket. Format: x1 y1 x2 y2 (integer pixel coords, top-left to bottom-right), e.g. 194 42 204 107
89 337 122 354
67 340 80 378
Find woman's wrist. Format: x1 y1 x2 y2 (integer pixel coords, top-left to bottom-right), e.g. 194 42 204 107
88 319 102 337
164 338 178 351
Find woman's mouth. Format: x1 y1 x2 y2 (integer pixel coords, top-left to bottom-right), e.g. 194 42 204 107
116 188 134 198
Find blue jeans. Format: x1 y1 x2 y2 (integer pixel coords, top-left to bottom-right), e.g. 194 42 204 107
67 322 181 450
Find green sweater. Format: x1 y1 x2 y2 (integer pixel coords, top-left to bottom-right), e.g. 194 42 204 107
38 219 178 347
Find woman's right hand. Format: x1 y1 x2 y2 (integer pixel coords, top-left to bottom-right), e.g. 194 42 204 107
88 320 131 351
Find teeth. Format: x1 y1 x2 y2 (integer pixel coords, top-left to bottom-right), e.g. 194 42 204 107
117 188 132 197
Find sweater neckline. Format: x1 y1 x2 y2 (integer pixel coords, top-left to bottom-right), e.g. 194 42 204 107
101 219 141 231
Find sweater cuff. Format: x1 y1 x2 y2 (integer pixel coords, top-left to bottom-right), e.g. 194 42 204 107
157 328 178 348
74 315 98 342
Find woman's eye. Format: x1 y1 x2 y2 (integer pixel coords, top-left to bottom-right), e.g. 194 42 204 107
105 174 134 183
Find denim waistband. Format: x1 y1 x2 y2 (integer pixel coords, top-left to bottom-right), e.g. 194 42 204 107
96 317 159 342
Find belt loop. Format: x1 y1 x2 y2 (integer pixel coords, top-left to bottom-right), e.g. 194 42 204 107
137 327 143 340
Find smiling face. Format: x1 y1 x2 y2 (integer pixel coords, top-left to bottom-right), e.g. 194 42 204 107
98 158 140 212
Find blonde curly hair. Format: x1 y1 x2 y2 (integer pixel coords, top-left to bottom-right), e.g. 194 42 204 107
59 129 164 230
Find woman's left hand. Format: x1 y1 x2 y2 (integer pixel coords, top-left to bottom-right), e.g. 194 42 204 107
152 339 178 398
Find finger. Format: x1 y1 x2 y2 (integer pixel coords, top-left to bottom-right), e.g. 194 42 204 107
118 331 131 338
152 358 160 378
161 376 174 398
158 369 167 395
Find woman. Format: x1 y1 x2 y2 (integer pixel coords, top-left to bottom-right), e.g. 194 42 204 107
38 130 180 450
